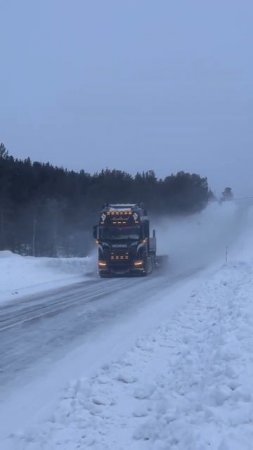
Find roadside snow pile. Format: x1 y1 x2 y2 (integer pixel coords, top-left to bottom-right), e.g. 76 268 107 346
0 251 95 303
9 261 253 449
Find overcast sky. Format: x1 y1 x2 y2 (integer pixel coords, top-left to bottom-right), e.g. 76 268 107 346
0 0 252 196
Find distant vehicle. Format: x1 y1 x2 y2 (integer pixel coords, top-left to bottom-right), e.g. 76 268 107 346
93 203 158 277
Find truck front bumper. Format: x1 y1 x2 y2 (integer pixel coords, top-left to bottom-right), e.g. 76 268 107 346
98 261 145 276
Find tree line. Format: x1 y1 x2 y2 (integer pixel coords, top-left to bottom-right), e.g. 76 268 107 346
0 143 213 256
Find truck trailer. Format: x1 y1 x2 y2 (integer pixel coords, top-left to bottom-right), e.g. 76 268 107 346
93 203 157 277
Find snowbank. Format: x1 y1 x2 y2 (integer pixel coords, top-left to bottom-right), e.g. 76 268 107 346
7 258 253 449
0 251 96 303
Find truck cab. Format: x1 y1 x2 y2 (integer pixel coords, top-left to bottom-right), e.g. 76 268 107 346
93 203 156 277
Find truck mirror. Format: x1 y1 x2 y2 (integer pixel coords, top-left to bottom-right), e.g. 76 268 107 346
93 225 98 239
153 229 156 238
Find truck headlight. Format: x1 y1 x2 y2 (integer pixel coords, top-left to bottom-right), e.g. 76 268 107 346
134 260 143 267
98 261 107 268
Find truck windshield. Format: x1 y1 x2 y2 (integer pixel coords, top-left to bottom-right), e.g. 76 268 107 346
100 226 140 241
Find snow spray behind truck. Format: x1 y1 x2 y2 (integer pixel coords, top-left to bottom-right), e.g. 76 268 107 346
93 203 158 277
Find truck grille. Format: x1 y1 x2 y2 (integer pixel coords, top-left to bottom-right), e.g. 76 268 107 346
110 252 129 261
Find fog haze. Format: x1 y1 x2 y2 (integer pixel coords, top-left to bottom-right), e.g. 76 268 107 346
0 0 252 196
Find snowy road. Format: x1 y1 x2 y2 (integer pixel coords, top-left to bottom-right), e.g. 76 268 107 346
0 278 140 332
0 272 182 396
1 268 202 445
1 263 209 450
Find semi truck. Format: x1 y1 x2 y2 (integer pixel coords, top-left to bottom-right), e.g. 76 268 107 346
93 203 157 277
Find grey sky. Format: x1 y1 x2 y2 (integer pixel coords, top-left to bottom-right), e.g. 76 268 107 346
0 0 252 196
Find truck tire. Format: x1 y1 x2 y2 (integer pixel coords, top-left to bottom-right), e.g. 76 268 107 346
99 272 110 278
